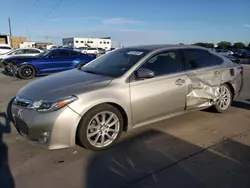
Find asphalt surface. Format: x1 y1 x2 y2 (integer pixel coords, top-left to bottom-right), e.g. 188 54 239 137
0 65 250 188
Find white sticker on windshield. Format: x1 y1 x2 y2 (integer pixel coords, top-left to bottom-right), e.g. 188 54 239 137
127 51 144 55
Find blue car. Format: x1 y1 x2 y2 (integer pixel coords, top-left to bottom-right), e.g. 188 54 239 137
2 48 96 79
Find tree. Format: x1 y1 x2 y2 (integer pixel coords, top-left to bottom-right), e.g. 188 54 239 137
193 42 214 48
217 41 232 49
233 42 245 49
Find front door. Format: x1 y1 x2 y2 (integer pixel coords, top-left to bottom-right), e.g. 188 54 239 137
38 50 74 74
129 50 187 126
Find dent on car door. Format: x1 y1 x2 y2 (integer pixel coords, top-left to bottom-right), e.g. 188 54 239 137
183 49 223 109
129 50 187 127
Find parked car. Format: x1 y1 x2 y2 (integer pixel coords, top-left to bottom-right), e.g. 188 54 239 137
0 48 43 61
223 54 240 64
1 48 96 79
215 49 234 56
82 47 99 54
11 45 243 151
105 47 117 54
234 49 250 58
0 44 12 54
76 46 88 53
97 48 106 54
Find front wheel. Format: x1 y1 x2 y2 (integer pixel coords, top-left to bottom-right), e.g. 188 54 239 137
213 84 232 113
76 104 124 151
17 65 35 79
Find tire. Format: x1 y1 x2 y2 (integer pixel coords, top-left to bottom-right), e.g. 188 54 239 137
212 84 232 113
17 65 35 79
76 104 124 151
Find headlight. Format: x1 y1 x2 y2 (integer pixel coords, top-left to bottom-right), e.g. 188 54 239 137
28 96 78 112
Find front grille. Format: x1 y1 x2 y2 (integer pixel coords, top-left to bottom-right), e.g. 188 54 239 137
16 101 30 107
15 117 29 135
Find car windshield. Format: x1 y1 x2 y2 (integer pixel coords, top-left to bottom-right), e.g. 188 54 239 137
37 50 51 57
82 48 149 77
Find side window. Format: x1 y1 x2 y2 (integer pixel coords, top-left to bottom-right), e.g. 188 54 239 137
140 50 185 77
14 49 25 54
50 51 71 58
183 49 223 69
27 49 40 54
70 51 79 57
0 46 11 50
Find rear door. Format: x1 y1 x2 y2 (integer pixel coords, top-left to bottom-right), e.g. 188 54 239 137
182 48 223 109
130 49 187 126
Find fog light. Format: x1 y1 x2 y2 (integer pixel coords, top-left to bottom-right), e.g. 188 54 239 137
38 132 51 144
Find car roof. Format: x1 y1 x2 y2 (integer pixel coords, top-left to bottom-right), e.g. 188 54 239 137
124 44 208 51
49 48 78 52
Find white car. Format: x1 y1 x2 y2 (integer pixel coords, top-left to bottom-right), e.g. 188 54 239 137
82 47 99 54
0 44 12 54
0 48 43 60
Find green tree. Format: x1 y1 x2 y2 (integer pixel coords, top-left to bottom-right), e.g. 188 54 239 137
217 41 232 49
233 42 245 49
194 42 214 48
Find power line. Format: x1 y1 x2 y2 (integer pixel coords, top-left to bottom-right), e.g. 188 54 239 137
35 0 63 28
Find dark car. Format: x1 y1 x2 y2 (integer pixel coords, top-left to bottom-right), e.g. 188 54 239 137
1 48 96 79
223 54 240 64
234 49 250 58
97 48 106 54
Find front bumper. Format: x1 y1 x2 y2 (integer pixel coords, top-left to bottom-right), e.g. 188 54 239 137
1 62 17 75
12 104 82 150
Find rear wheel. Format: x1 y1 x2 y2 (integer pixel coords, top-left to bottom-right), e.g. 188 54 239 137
213 84 232 112
76 104 124 151
17 65 35 79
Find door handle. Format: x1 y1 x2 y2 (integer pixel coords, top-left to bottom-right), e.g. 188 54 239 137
175 78 185 86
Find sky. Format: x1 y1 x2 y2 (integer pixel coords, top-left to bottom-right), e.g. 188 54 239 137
1 0 250 46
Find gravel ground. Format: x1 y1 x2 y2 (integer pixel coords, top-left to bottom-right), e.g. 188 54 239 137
0 65 250 188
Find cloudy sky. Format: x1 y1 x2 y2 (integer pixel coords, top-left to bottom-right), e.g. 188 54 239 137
1 0 250 46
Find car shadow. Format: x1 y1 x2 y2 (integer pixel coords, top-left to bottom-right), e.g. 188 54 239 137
1 70 15 77
232 100 250 110
0 111 15 188
84 130 250 188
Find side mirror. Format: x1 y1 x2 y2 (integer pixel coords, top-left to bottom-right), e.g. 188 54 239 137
136 68 154 79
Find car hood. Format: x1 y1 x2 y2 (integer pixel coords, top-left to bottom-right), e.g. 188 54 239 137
4 55 38 63
17 69 113 101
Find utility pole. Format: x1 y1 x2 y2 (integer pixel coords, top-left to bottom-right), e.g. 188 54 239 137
8 17 12 47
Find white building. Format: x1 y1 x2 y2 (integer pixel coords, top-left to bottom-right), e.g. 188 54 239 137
19 41 36 48
62 37 112 50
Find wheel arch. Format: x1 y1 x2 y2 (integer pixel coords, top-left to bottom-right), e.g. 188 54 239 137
18 63 37 75
223 82 235 99
74 102 129 146
75 102 129 141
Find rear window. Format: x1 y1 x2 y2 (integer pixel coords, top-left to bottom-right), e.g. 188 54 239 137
0 46 11 49
183 49 223 69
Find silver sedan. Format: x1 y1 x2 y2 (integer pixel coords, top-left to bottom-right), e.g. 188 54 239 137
11 45 243 151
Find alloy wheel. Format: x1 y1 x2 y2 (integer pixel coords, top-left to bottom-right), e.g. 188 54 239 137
21 67 33 77
217 85 231 110
86 111 120 148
